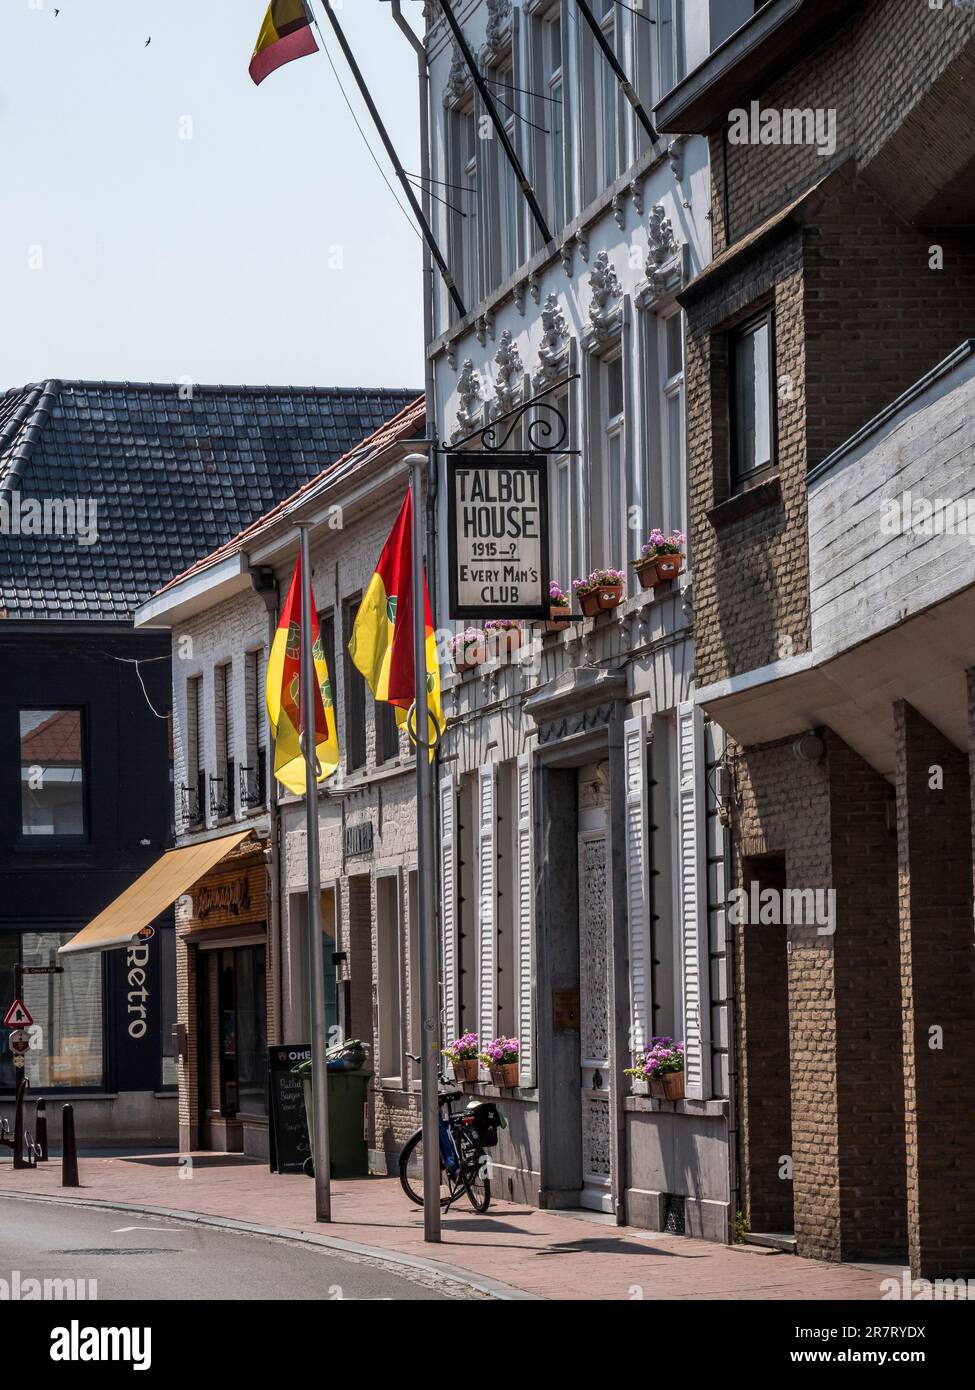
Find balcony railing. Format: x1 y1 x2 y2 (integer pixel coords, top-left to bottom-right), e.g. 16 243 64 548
209 764 234 819
239 752 266 810
180 784 202 829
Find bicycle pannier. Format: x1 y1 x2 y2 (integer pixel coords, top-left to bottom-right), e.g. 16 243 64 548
465 1100 505 1148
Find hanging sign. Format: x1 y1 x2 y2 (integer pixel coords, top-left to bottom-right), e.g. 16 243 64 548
446 453 550 620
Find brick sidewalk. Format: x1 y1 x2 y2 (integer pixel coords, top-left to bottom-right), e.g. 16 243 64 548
0 1152 897 1300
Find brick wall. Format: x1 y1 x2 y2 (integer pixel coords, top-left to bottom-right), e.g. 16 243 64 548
710 0 975 249
895 700 975 1279
684 231 809 687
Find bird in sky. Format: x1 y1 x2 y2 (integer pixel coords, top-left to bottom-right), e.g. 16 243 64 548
54 7 60 14
145 37 151 47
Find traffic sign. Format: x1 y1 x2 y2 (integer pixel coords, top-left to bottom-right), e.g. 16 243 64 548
9 1029 30 1054
3 1000 33 1028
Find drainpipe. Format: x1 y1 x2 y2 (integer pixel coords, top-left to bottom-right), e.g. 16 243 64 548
251 566 284 1042
390 1 440 605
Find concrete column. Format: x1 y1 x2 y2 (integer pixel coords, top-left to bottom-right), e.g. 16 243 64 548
894 700 975 1279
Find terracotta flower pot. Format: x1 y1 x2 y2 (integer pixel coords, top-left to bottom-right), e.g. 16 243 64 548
634 556 662 591
577 582 623 617
544 603 571 633
453 1058 479 1083
649 1071 685 1101
490 1062 519 1088
653 553 684 583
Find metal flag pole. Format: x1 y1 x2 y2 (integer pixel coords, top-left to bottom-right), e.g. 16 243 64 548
405 452 442 1243
299 523 332 1222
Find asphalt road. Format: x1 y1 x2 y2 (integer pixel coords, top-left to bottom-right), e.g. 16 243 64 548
0 1195 480 1301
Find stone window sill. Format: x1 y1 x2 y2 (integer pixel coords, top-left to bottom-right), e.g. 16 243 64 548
707 475 782 529
624 1094 728 1118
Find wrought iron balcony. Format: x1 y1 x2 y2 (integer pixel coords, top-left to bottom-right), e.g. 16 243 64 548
239 753 266 810
180 784 202 829
209 765 234 819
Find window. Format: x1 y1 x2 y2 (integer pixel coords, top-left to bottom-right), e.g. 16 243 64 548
583 0 623 201
376 700 400 764
212 663 233 819
456 774 478 1034
494 58 521 285
242 649 266 810
542 8 565 232
660 311 687 547
495 764 517 1038
185 675 204 826
648 718 680 1040
590 354 628 567
448 102 479 314
19 708 86 838
658 0 685 97
342 596 366 772
20 931 103 1088
547 387 574 593
376 874 403 1084
730 311 774 485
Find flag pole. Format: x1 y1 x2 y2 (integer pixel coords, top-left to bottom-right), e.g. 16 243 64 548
406 453 442 1243
299 523 332 1221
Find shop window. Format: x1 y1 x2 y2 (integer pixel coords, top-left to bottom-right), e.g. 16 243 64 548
376 874 403 1085
342 595 367 772
730 310 775 487
19 708 87 839
20 931 103 1089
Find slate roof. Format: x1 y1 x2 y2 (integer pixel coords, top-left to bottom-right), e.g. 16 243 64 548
155 394 427 598
0 380 418 622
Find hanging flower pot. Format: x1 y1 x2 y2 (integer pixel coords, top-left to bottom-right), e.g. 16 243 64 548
637 529 686 589
484 620 524 661
649 1072 685 1101
443 1032 481 1084
481 1037 519 1089
451 630 486 675
543 582 572 632
572 569 626 617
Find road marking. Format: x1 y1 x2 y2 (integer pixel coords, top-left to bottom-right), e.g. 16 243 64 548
111 1226 176 1234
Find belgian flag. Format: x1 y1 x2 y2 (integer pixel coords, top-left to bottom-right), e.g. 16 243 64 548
349 488 444 756
265 551 340 795
250 0 318 86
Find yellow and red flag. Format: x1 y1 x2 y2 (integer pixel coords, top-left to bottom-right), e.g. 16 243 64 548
265 551 339 795
349 488 443 755
249 0 318 87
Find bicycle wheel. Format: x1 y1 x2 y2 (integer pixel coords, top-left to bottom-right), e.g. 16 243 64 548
458 1132 491 1213
398 1130 463 1209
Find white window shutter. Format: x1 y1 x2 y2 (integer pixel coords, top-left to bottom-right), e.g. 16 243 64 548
515 754 534 1085
623 714 652 1055
476 764 497 1059
439 774 458 1044
677 701 711 1099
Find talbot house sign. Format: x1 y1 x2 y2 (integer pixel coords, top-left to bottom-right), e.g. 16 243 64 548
447 453 550 620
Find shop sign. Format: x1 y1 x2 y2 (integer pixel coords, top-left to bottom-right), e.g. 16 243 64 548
195 875 251 919
446 453 550 620
345 822 374 858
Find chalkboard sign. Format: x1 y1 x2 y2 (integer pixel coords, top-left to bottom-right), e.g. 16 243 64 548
267 1043 311 1175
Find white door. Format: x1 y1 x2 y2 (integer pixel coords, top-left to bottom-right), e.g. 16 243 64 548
578 829 613 1212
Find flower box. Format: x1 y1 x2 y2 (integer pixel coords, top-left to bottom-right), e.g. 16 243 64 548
637 529 686 590
572 570 626 617
544 603 571 633
649 1072 685 1101
489 1063 520 1088
485 623 525 660
453 1058 480 1083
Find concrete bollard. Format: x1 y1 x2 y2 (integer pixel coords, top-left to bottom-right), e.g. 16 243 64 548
35 1098 47 1162
61 1104 79 1188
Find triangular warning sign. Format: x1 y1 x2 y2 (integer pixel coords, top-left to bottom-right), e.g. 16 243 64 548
3 999 33 1028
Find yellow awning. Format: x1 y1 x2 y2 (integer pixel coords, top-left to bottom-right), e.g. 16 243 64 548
59 831 255 956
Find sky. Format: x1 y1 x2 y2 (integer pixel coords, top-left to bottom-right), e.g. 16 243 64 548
0 0 426 391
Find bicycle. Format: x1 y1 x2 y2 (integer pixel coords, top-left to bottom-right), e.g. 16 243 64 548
398 1054 500 1213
